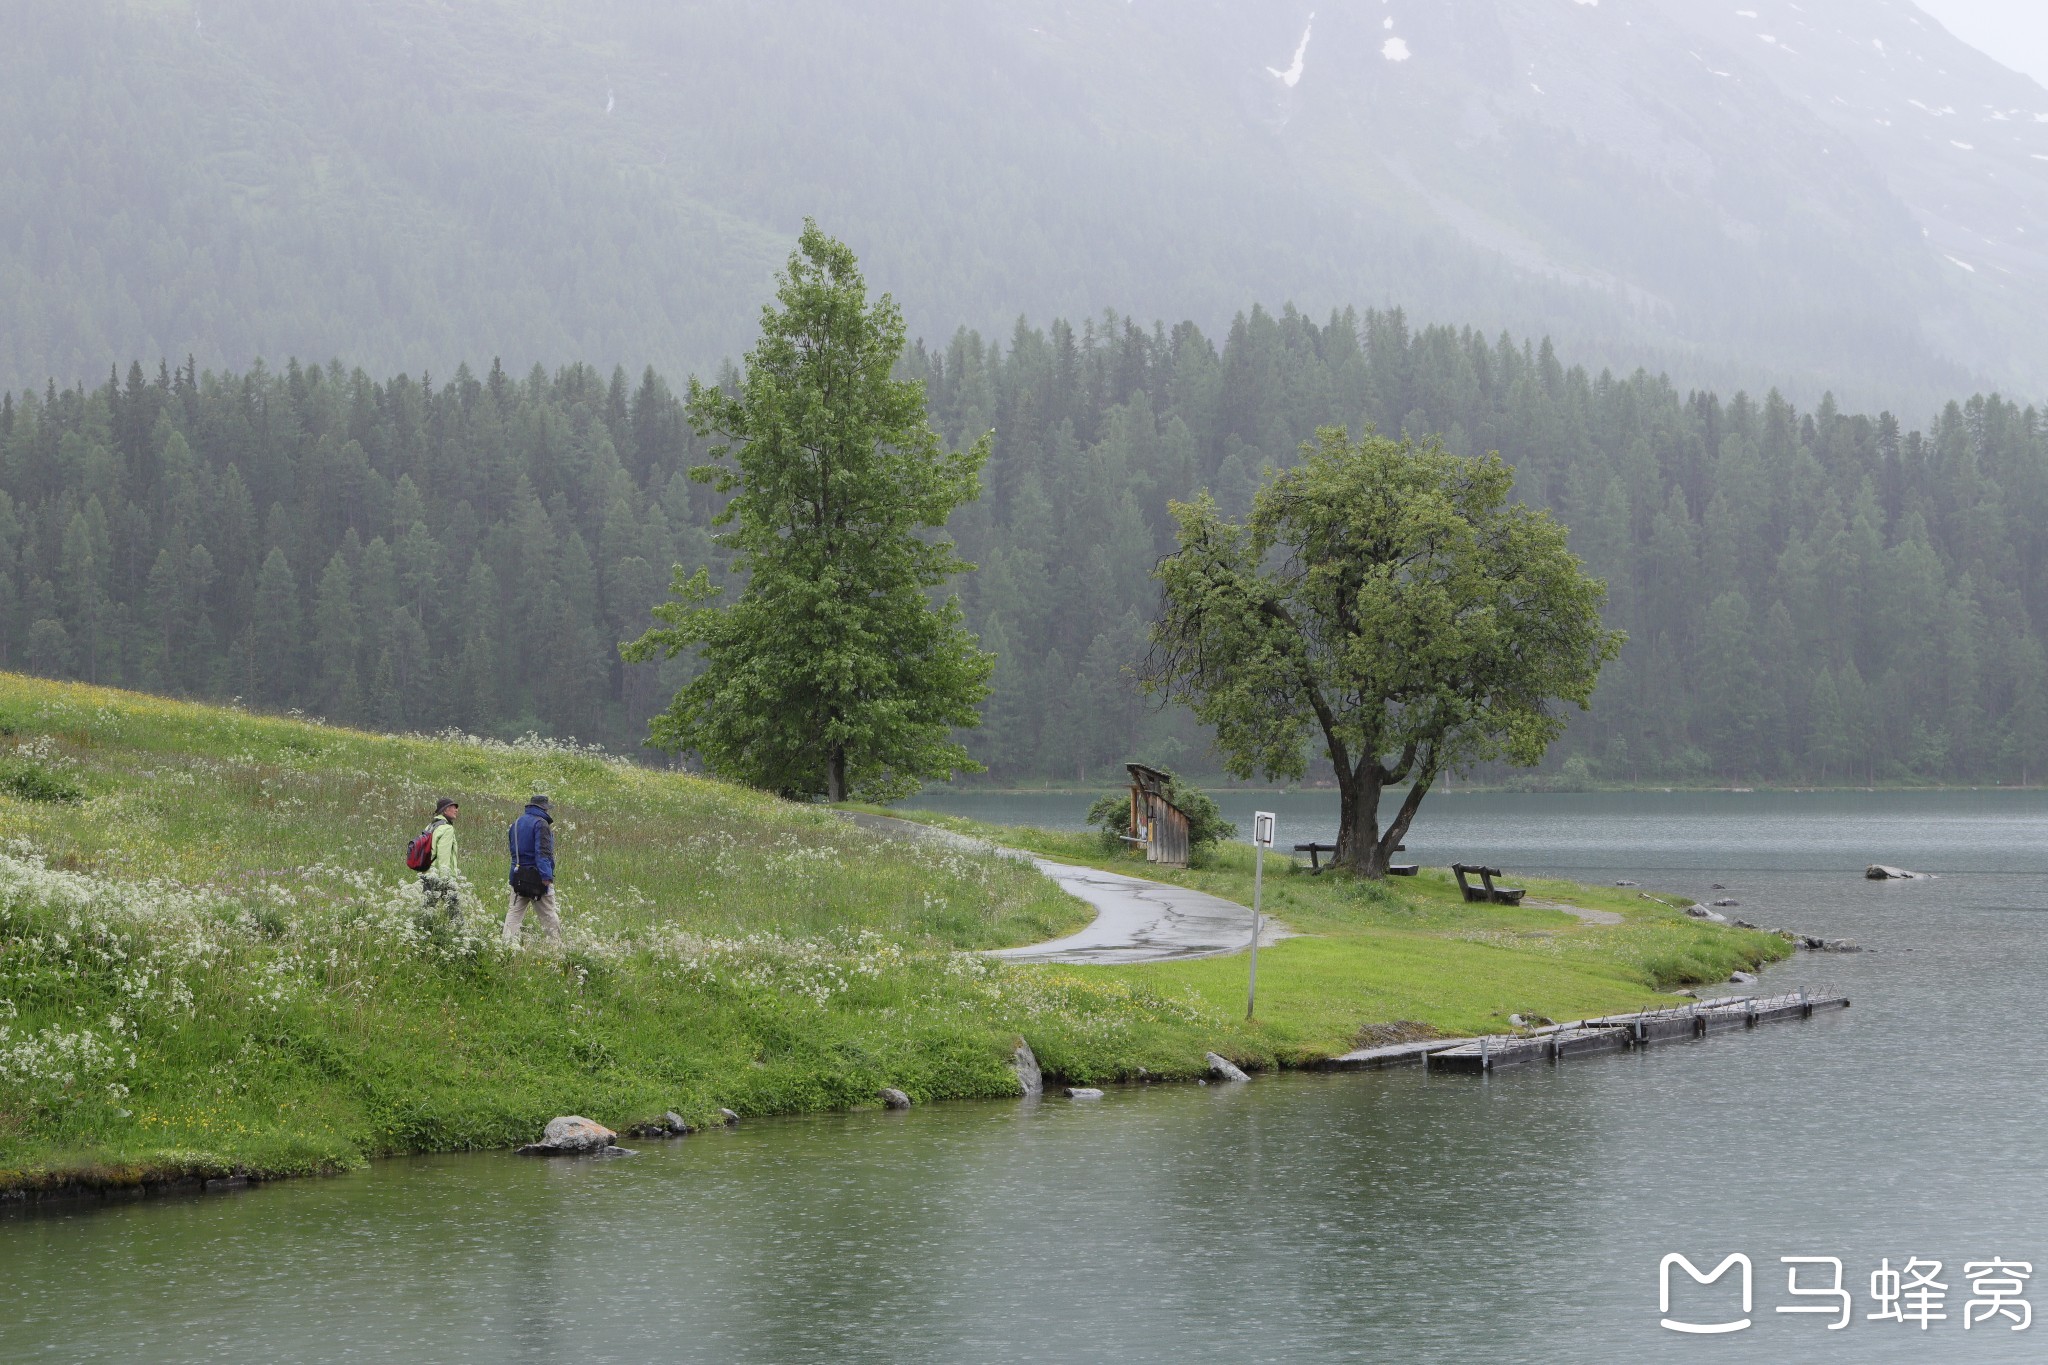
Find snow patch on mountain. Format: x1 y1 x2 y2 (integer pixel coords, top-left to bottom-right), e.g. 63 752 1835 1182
1266 15 1313 88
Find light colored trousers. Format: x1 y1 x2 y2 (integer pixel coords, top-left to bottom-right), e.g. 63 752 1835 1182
503 885 562 943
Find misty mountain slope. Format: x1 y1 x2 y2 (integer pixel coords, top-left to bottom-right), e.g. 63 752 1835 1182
3 0 2045 405
1655 0 2048 379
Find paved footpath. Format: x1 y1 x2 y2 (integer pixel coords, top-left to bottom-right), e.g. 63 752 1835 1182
842 811 1291 964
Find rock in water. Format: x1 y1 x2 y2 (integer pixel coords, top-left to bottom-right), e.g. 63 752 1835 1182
518 1115 616 1155
1013 1039 1043 1098
661 1111 692 1136
1729 970 1758 985
718 1108 740 1126
1205 1051 1251 1083
1064 1087 1104 1100
878 1088 912 1110
1866 864 1926 880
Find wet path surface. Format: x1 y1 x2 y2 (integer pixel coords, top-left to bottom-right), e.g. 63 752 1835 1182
990 857 1289 963
841 810 1289 962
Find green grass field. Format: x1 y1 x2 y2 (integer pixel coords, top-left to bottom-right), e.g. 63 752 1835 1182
0 676 1787 1193
865 814 1794 1061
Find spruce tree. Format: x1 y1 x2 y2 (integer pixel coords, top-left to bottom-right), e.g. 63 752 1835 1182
624 222 992 800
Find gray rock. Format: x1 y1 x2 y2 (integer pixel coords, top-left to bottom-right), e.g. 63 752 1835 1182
518 1115 616 1155
1205 1051 1251 1083
662 1110 692 1136
1615 880 1638 887
1728 970 1758 985
1064 1087 1104 1100
878 1088 912 1110
1820 938 1863 953
1866 864 1927 880
1684 904 1711 918
1509 1013 1556 1028
1012 1039 1043 1098
1733 919 1759 929
717 1108 740 1126
1711 898 1741 908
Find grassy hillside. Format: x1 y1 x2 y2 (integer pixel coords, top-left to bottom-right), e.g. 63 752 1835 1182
0 674 1142 1190
0 675 1788 1194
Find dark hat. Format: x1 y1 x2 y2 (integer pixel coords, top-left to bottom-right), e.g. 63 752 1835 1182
529 793 551 810
435 797 458 813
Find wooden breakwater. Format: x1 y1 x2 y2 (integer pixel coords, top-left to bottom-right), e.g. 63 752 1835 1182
1317 990 1849 1075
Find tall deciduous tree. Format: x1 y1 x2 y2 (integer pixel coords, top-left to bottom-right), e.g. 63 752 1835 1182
1145 429 1622 876
623 222 992 800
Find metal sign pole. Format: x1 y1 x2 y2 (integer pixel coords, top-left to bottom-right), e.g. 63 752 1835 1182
1249 811 1275 1020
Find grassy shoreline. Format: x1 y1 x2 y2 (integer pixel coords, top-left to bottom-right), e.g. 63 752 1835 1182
0 676 1788 1200
862 810 1793 1057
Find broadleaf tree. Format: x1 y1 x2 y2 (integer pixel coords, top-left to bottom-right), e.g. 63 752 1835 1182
623 221 993 801
1144 428 1623 876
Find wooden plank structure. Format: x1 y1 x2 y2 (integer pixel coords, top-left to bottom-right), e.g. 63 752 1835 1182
1312 990 1849 1072
1451 863 1525 904
1424 991 1849 1073
1125 763 1191 868
1294 842 1416 875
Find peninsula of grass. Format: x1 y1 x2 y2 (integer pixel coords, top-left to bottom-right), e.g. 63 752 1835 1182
0 674 1788 1198
864 810 1795 1065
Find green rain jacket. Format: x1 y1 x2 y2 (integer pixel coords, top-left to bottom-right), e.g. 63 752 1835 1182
428 815 459 878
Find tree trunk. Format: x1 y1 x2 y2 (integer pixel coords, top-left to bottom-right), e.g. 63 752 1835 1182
1334 766 1385 876
827 743 848 802
1336 761 1435 879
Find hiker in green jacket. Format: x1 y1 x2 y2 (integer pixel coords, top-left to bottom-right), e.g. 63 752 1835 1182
421 797 461 925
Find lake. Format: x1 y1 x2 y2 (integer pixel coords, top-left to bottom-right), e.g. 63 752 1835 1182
7 790 2046 1362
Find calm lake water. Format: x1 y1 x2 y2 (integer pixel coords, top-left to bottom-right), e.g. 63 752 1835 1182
9 791 2048 1362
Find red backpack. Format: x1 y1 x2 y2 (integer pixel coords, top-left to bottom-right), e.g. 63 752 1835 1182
405 823 437 873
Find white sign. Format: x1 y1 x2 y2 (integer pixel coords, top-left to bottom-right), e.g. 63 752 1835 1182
1253 811 1276 848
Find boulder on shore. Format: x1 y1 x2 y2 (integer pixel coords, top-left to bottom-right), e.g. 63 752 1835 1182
878 1088 912 1110
1729 970 1758 985
518 1115 616 1155
1013 1039 1043 1098
1205 1051 1251 1083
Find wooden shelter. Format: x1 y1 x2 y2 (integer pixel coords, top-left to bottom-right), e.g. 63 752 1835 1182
1125 763 1191 868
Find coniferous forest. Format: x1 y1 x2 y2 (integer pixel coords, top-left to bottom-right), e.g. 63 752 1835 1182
2 305 2043 786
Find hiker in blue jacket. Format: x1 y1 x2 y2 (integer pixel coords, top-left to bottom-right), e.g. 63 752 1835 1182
504 794 561 944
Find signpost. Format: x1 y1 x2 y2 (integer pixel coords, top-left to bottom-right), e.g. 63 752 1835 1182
1248 811 1275 1020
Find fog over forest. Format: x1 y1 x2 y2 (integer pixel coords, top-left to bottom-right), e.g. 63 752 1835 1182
5 0 2048 786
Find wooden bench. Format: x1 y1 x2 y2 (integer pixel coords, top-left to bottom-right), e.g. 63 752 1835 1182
1451 863 1525 905
1293 842 1416 875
